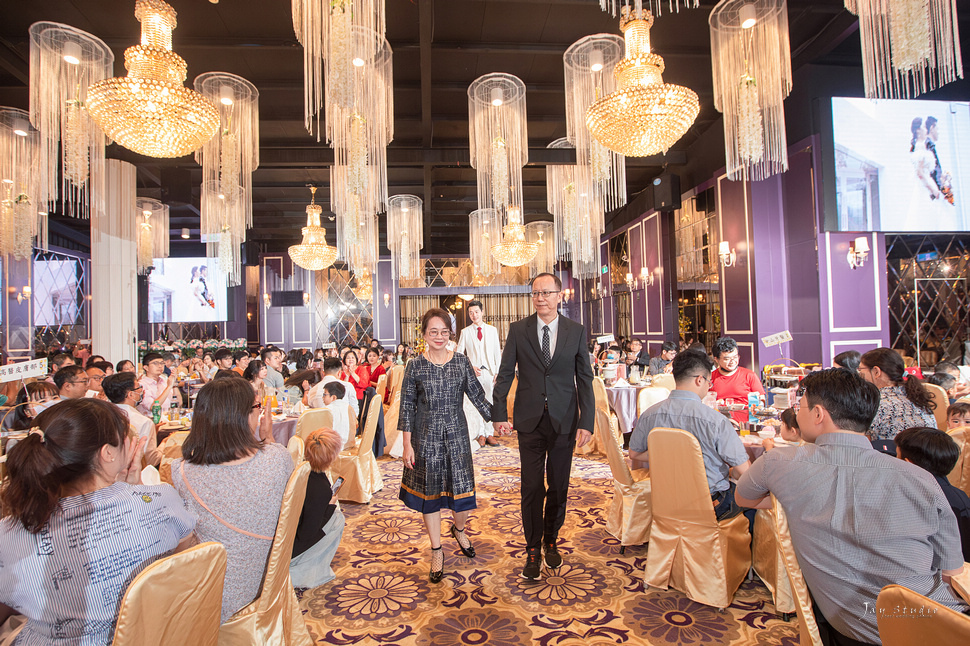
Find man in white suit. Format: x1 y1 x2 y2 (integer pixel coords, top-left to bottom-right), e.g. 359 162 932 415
456 299 502 448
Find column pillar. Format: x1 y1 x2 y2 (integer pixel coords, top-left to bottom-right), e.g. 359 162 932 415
91 159 137 363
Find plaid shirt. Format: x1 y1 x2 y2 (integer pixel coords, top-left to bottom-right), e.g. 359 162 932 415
737 431 967 643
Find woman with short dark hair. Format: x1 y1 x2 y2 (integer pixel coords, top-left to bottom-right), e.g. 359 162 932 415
0 399 196 644
172 378 293 622
859 348 936 440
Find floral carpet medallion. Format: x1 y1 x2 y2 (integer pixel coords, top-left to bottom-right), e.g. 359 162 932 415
301 436 803 644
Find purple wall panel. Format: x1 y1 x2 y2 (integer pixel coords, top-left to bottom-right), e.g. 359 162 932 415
374 259 398 345
749 175 791 368
718 177 754 338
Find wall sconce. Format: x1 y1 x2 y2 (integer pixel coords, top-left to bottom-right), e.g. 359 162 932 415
246 311 252 321
719 241 737 268
263 293 271 308
847 236 870 269
627 268 654 290
383 292 390 308
15 285 31 304
303 292 310 306
562 287 573 303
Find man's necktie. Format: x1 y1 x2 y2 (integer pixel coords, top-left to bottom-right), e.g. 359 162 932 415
542 325 551 366
477 327 483 341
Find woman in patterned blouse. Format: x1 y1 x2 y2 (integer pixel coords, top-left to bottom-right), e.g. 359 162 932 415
858 348 936 440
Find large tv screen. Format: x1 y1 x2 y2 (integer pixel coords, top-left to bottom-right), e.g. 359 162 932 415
147 258 228 322
831 97 970 232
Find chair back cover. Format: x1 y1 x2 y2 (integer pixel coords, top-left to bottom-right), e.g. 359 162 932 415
385 365 405 398
375 373 388 401
924 382 949 430
637 386 670 417
770 495 822 645
218 462 312 646
650 373 676 391
643 427 750 608
286 435 304 466
877 584 970 645
296 408 333 441
592 377 609 413
598 408 634 487
159 430 190 459
112 542 227 646
383 389 402 455
947 427 970 497
598 409 653 546
330 397 383 503
507 375 518 424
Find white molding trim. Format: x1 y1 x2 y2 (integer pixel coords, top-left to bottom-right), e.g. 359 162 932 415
645 212 664 335
825 231 882 332
630 222 647 337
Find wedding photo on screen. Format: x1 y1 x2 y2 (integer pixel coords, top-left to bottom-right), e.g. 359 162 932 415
147 258 227 323
832 97 970 232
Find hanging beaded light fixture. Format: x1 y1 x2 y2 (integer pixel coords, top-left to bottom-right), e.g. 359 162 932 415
386 194 423 281
526 220 556 276
600 0 698 17
0 108 44 260
28 22 114 217
468 208 502 279
288 186 338 271
490 206 539 268
546 138 600 279
86 0 219 158
586 2 699 157
135 197 169 275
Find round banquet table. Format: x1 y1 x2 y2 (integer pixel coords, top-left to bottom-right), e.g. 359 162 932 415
271 416 299 445
605 385 647 434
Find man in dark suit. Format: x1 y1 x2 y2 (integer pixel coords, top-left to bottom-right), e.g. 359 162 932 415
493 272 595 580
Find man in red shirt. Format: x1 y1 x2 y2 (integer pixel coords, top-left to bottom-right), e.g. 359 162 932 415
709 336 764 424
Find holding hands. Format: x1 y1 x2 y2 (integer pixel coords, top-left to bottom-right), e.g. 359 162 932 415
494 422 514 436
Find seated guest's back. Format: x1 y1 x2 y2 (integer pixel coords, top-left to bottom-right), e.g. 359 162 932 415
859 348 936 440
0 399 196 645
290 428 346 588
321 381 352 449
736 369 968 645
171 378 293 623
629 350 750 520
895 426 970 561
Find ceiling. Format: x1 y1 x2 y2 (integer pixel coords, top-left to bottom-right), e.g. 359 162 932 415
0 0 919 255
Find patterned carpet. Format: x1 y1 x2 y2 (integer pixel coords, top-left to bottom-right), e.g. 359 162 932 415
298 437 801 645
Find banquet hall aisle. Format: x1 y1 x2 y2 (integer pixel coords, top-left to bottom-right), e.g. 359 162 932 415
298 438 799 645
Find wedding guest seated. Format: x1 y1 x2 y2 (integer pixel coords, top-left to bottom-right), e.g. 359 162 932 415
232 350 250 376
710 336 765 424
45 352 75 384
648 341 677 375
0 399 196 645
316 357 358 415
213 348 234 374
291 428 346 589
947 401 970 430
895 426 970 561
102 372 161 467
926 371 958 404
761 407 801 451
53 365 89 400
832 350 861 373
320 382 352 448
935 360 970 400
6 382 58 431
89 360 114 377
629 350 750 520
139 352 181 416
859 348 936 440
736 369 968 646
116 359 136 374
243 359 267 403
171 378 292 623
85 364 107 396
285 368 321 407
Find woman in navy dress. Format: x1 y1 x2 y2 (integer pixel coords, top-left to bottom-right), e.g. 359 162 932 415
399 307 492 582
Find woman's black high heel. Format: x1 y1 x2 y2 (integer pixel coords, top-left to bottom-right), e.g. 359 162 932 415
429 546 444 583
451 525 476 558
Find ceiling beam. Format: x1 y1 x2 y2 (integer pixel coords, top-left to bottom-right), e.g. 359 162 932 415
0 37 28 84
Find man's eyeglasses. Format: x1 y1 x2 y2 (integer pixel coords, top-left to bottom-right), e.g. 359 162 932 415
148 360 165 367
68 378 89 385
531 290 561 299
88 375 105 382
693 373 711 384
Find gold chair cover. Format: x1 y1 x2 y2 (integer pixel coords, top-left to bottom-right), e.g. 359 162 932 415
296 408 333 441
375 373 388 403
385 365 405 399
157 430 190 485
592 377 609 413
642 427 751 608
636 386 670 417
650 373 676 391
951 561 970 604
752 508 796 615
112 542 227 646
330 397 383 503
924 383 949 431
382 390 402 456
877 584 970 645
507 375 518 425
770 495 822 645
286 435 304 466
597 408 651 546
947 428 970 497
218 462 312 646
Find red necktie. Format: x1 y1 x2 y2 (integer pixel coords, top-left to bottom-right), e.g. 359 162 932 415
477 327 483 341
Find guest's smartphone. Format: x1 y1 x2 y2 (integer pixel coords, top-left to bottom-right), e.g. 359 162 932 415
331 476 345 495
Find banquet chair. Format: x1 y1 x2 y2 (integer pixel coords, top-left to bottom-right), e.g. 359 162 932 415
219 462 311 646
876 584 970 645
643 427 751 608
507 375 518 425
385 365 405 399
296 408 333 442
946 427 970 497
330 397 383 503
383 389 403 457
597 408 651 552
766 494 822 644
112 542 227 646
286 435 304 467
347 403 359 451
157 430 190 485
650 373 676 391
636 386 670 418
375 373 388 403
923 383 949 431
592 377 609 413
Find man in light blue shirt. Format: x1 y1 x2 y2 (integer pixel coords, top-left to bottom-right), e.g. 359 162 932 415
629 350 750 520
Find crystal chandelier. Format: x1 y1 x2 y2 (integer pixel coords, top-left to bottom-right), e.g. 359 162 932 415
710 0 792 181
288 186 338 271
86 0 219 158
468 73 528 216
194 72 260 286
586 3 700 157
546 138 600 279
526 220 555 276
28 22 114 217
469 208 502 278
490 207 539 268
844 0 962 98
600 0 698 17
387 194 423 281
135 198 170 275
352 267 373 302
0 108 44 260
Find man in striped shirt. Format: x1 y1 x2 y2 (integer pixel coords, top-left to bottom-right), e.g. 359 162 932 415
736 368 967 645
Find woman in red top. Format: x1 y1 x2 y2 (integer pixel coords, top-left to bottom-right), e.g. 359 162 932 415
339 350 368 405
365 348 386 387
